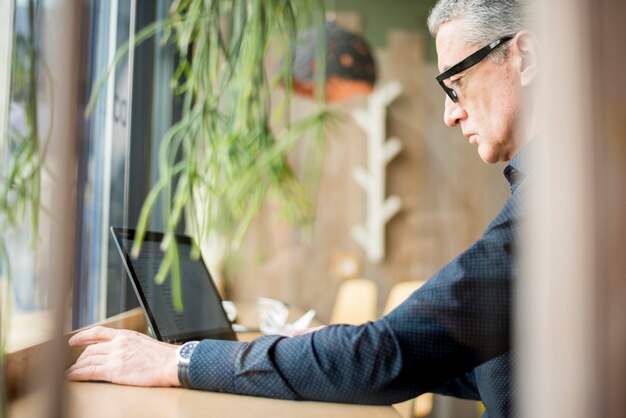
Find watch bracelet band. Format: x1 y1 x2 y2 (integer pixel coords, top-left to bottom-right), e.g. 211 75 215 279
177 341 199 388
178 362 192 388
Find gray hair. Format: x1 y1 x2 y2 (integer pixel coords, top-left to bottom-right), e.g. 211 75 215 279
427 0 529 61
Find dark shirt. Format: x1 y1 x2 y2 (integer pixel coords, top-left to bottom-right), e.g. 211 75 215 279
432 145 533 418
188 142 532 410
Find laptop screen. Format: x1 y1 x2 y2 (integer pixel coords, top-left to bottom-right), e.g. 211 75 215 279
111 227 237 344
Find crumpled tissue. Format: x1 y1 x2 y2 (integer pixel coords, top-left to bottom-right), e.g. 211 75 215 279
257 297 316 336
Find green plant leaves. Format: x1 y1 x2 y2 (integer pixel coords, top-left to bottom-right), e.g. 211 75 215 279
128 0 331 311
0 0 46 250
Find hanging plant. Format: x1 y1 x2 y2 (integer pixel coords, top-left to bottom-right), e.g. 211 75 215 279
88 0 333 310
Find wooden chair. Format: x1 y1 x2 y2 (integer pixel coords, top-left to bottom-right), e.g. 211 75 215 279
329 278 378 325
383 280 426 315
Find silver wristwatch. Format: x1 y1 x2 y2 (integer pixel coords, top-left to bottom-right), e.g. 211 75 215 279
176 341 200 388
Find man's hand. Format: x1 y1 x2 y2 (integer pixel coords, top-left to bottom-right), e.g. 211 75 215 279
66 326 180 387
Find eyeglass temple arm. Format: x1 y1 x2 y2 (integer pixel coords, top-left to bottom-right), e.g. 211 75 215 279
435 35 515 82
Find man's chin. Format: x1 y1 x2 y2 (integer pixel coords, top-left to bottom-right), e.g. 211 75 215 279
477 147 500 164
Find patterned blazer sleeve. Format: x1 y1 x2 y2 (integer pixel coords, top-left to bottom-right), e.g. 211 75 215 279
188 192 521 405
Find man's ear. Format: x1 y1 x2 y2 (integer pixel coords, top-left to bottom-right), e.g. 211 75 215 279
513 30 539 86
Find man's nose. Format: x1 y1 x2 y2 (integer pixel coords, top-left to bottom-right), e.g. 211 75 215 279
443 96 467 127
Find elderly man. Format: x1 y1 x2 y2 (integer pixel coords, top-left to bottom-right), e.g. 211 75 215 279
68 1 537 416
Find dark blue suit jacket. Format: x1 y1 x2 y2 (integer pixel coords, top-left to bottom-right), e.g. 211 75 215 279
188 143 532 417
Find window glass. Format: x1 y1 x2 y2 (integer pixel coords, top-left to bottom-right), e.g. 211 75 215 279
2 0 179 335
5 0 45 316
73 0 179 328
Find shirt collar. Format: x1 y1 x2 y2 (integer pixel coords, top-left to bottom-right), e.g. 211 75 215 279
504 140 535 193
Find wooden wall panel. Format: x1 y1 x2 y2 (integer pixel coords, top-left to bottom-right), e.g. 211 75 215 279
231 25 509 323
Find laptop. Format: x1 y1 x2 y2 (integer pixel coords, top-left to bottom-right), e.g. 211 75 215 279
110 227 237 344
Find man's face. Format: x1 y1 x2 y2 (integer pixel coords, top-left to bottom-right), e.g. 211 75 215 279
436 20 522 164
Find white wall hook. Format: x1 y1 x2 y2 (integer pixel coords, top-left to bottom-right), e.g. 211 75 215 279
351 81 403 263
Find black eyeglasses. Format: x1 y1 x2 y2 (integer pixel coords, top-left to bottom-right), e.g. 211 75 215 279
435 34 515 102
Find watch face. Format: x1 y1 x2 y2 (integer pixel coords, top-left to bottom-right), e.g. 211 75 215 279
179 341 200 361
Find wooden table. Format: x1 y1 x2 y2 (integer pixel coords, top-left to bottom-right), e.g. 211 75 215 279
8 305 400 418
10 381 400 418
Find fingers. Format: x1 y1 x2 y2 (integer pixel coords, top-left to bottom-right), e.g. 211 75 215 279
66 329 179 387
69 326 131 347
74 340 111 362
66 352 110 382
66 364 108 382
